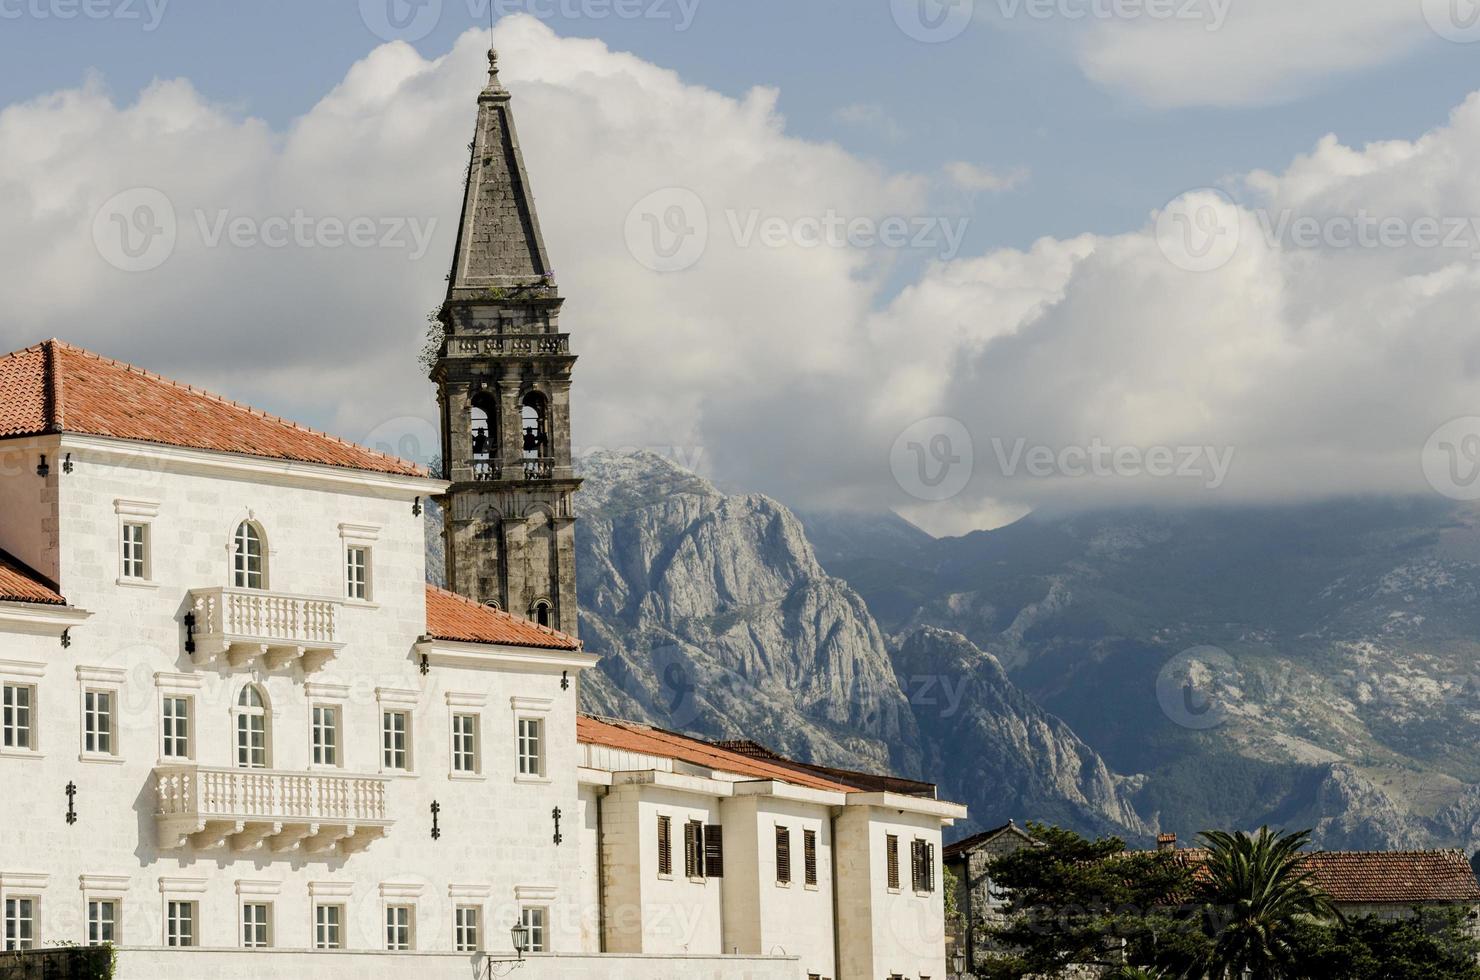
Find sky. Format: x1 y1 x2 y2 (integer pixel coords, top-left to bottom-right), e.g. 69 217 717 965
4 0 1480 534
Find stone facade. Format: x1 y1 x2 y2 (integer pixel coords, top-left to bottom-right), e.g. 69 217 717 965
434 50 580 636
943 823 1039 973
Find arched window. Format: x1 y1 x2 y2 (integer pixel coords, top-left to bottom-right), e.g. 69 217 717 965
520 393 549 461
234 685 269 769
470 397 496 480
233 522 266 590
533 601 551 628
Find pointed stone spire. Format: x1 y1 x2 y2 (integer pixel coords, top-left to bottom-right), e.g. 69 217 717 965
446 48 553 300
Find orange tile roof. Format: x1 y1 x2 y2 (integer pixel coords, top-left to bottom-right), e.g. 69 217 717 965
577 715 859 794
0 340 425 477
1151 847 1480 906
424 585 582 651
0 550 64 605
1303 850 1480 905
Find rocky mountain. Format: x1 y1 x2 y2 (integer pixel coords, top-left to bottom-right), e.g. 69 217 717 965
569 451 1152 841
807 499 1480 853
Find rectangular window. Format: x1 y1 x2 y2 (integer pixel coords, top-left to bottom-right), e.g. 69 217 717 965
911 840 936 894
454 906 480 952
804 828 818 886
385 905 413 951
451 714 479 774
161 696 191 759
657 815 673 877
886 834 901 891
312 705 339 768
346 547 369 601
520 907 546 953
87 900 116 946
2 684 33 750
315 904 342 950
382 710 410 771
242 903 271 948
4 898 34 951
775 826 792 885
684 820 705 879
121 522 149 580
166 901 195 948
84 690 114 755
704 824 725 879
517 717 543 776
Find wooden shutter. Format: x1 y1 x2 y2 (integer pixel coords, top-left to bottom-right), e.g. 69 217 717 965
911 840 924 892
926 842 936 892
657 816 672 876
683 821 699 878
775 827 792 884
886 834 900 890
704 824 725 879
804 829 818 886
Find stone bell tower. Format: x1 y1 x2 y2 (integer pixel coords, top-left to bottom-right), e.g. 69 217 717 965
432 49 579 636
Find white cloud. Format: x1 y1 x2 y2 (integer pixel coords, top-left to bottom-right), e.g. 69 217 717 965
4 17 1480 535
944 160 1028 193
833 102 905 141
1010 0 1435 108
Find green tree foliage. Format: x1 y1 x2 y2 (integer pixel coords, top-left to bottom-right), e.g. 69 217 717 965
1196 827 1340 979
977 823 1209 979
1285 908 1480 980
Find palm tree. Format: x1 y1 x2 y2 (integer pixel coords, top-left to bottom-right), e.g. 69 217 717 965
1196 827 1339 980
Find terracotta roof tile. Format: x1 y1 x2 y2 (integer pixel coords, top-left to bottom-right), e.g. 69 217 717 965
424 585 582 651
0 340 425 477
577 715 859 794
0 550 64 605
1150 847 1480 906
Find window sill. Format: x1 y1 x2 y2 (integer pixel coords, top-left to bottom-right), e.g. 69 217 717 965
514 774 551 785
343 600 380 610
157 757 195 767
448 772 486 782
656 874 674 882
0 749 42 760
79 753 126 765
804 884 820 892
116 578 159 590
687 877 707 885
774 881 792 889
886 887 902 896
381 771 418 780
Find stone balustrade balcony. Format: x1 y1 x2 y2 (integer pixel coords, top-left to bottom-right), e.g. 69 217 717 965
154 765 391 856
187 586 346 672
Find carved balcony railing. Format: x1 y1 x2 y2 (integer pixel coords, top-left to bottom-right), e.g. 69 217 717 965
450 334 570 358
187 587 346 672
154 765 391 856
466 457 557 482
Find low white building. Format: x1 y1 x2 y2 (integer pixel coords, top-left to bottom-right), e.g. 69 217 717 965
0 339 966 980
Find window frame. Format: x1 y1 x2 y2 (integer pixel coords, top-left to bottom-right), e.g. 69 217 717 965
339 523 380 604
1 678 38 755
114 499 159 588
86 898 118 946
384 904 414 952
311 703 341 770
4 896 36 951
165 899 196 948
451 712 481 776
76 667 126 763
314 903 343 950
511 697 552 783
79 877 128 948
233 684 271 770
377 688 417 776
231 520 267 590
382 709 412 773
345 545 371 602
241 902 272 949
804 827 819 888
775 826 792 886
454 905 481 952
519 906 547 954
516 716 544 778
886 833 901 892
657 815 673 879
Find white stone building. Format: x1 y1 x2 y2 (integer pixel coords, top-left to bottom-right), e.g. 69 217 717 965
0 50 966 980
